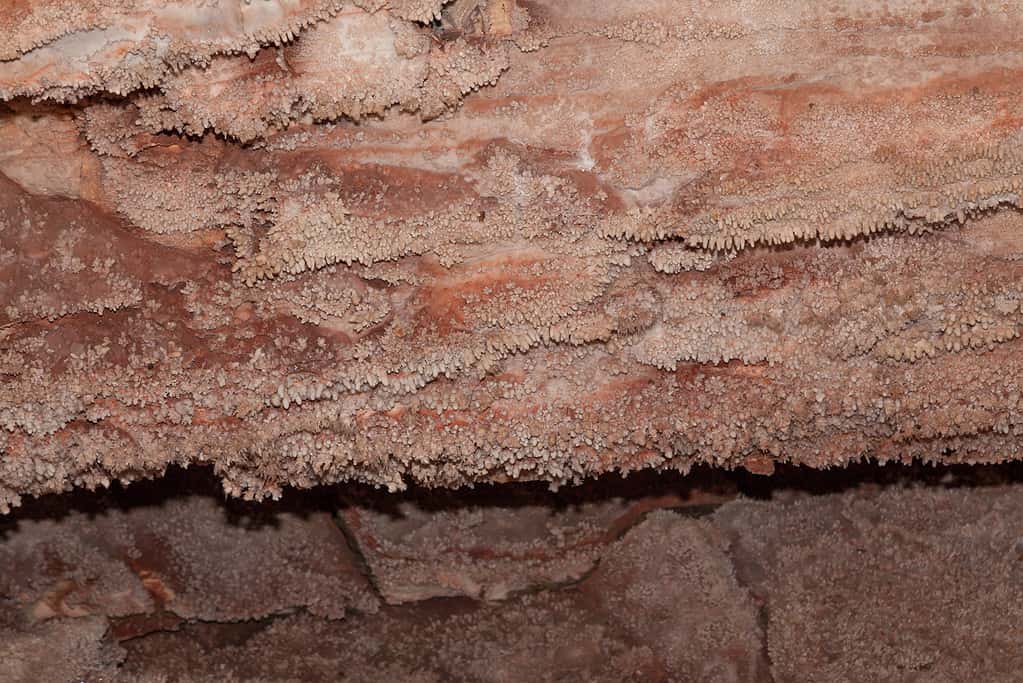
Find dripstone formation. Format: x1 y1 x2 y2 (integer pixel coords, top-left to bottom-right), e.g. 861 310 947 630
3 1 1023 509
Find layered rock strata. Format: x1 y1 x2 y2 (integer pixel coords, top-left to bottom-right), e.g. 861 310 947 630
3 1 1023 507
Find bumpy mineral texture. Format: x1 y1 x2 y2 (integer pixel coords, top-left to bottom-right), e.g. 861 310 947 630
715 481 1023 682
6 466 1023 681
4 0 1023 508
338 472 732 603
0 471 378 629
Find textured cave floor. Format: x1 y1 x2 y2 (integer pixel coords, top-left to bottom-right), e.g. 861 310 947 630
3 465 1023 682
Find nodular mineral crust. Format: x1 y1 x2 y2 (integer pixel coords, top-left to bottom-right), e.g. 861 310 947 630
5 466 1023 681
4 0 1023 511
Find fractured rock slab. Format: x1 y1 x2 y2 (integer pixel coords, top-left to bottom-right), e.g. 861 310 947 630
715 484 1023 682
338 475 734 603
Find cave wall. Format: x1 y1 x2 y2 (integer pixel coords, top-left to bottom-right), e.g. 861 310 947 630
5 466 1023 681
3 1 1023 509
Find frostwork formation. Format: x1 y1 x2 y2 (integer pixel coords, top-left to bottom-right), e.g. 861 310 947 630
3 0 1023 509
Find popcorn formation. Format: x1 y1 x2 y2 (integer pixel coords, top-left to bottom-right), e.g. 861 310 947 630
3 1 1023 511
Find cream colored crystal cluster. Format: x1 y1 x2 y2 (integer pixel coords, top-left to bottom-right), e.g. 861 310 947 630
3 0 1023 509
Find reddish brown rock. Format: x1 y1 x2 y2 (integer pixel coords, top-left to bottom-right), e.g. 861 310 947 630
5 466 1023 680
338 475 733 603
116 507 767 682
0 477 378 632
0 616 123 683
582 510 769 682
3 0 1023 511
715 483 1023 681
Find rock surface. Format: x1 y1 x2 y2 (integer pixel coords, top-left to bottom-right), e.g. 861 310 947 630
4 1 1023 507
3 466 1023 681
0 471 378 634
338 472 731 603
716 482 1023 682
6 3 1023 678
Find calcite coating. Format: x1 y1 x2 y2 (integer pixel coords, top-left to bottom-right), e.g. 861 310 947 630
5 467 1023 681
3 1 1023 508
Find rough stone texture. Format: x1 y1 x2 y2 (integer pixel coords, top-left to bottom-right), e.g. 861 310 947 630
0 616 123 683
341 490 633 603
115 505 768 683
4 468 1021 681
339 472 732 603
581 510 768 682
0 467 757 681
715 483 1023 682
0 471 378 643
4 1 1023 508
7 2 1023 678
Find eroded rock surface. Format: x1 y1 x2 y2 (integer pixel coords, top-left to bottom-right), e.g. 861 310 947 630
716 483 1023 682
0 471 378 639
4 467 1022 682
4 1 1023 509
339 473 732 602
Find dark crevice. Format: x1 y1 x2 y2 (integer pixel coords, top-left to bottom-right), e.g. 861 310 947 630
754 600 777 683
329 509 387 603
717 525 777 683
117 607 296 652
8 459 1023 529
